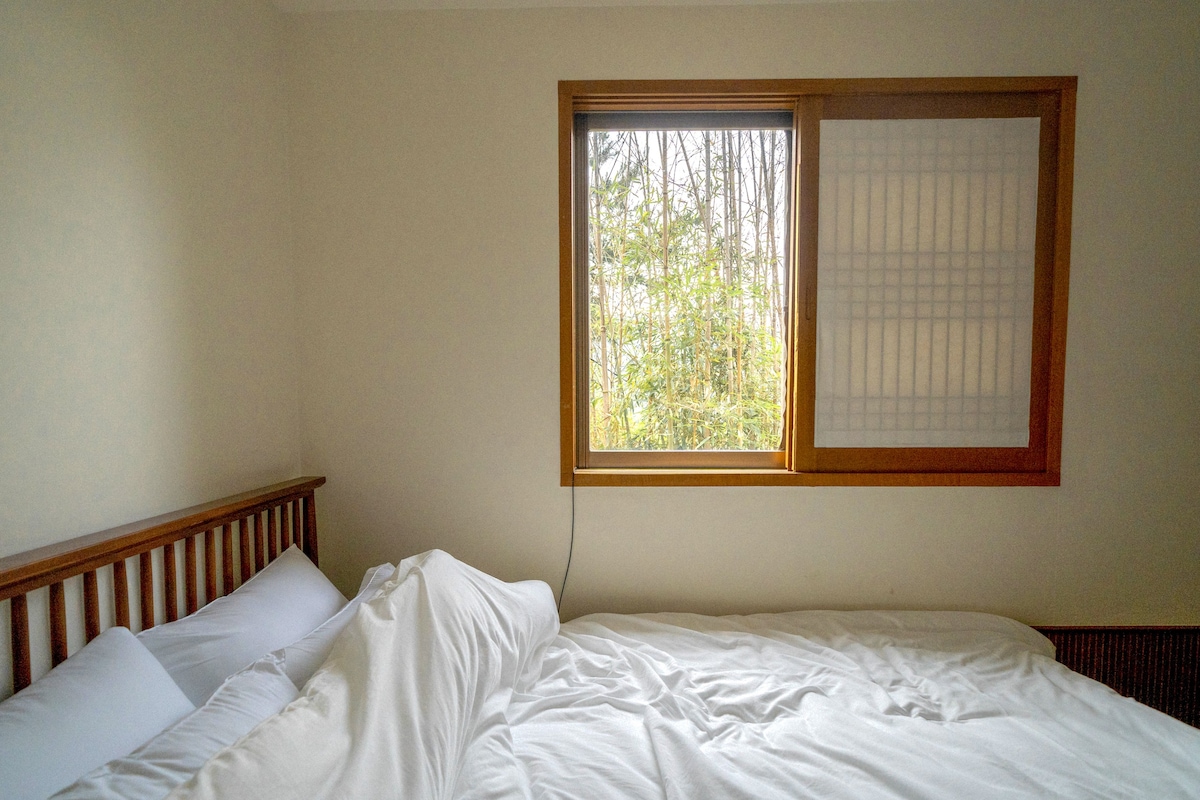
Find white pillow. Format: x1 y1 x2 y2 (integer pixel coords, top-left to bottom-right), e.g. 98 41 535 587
139 545 347 706
51 653 299 800
279 562 395 688
0 627 195 800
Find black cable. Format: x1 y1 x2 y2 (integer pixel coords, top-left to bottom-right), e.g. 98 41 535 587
557 473 575 613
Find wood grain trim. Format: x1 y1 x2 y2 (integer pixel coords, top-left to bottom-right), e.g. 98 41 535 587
83 570 100 642
240 518 253 585
559 81 581 484
113 558 129 629
562 77 1076 108
184 535 198 617
570 468 1062 487
255 512 266 572
163 541 178 623
1044 80 1076 480
205 528 217 604
267 507 279 563
0 477 327 602
284 502 295 550
788 97 821 473
303 493 319 567
587 451 784 470
139 551 154 631
48 582 67 667
222 524 234 597
10 594 30 693
822 91 1040 120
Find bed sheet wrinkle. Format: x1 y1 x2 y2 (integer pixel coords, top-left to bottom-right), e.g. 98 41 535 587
513 706 668 800
167 550 559 800
507 611 1200 799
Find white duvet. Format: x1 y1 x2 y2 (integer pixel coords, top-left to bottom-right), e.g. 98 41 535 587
171 552 1200 800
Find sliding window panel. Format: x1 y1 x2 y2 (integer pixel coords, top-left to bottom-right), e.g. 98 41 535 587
816 116 1039 448
801 86 1071 479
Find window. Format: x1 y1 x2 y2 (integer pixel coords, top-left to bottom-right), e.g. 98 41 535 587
560 79 1075 487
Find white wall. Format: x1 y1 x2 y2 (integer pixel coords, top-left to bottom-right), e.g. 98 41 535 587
2 1 1196 639
285 0 1200 624
0 0 300 558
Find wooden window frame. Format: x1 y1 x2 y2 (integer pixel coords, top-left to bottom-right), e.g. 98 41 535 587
560 78 1075 487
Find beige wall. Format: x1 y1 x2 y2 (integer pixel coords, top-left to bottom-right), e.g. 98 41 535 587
285 0 1200 624
0 0 300 559
2 1 1196 642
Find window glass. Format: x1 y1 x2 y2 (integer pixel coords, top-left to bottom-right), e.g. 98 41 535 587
586 119 791 452
814 117 1040 448
561 79 1075 485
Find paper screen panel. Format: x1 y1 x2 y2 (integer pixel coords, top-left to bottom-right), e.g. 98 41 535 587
815 117 1039 448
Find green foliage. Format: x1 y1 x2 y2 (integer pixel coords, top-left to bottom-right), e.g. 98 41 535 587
588 129 789 452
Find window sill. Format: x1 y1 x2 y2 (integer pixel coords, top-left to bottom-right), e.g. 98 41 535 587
567 468 1061 488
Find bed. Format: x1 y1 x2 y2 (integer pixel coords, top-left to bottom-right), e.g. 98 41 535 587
2 479 1198 799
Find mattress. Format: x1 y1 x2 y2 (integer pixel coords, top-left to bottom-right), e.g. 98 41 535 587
170 551 1200 800
511 611 1200 799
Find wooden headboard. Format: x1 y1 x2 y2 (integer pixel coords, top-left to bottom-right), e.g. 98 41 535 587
3 478 1195 731
0 477 325 696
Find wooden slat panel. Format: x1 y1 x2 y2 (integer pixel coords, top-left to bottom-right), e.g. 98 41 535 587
254 512 265 573
1040 627 1200 728
284 501 294 549
0 477 326 602
240 518 253 584
1 478 326 698
163 542 178 623
303 493 319 566
184 535 198 616
113 558 130 629
204 528 217 604
49 581 67 667
294 497 303 553
83 570 100 642
10 593 31 693
222 524 234 595
267 505 279 563
139 551 154 631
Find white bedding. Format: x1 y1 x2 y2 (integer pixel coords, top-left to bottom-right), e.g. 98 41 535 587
170 552 1200 800
169 550 558 800
512 612 1200 799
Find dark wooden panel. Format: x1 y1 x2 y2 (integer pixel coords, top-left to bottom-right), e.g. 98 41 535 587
267 506 279 563
139 551 154 631
48 582 67 667
10 594 30 693
163 542 178 623
221 524 234 596
302 493 319 567
1039 627 1200 728
82 570 100 642
204 529 217 605
113 558 129 629
184 535 198 616
254 512 265 574
240 518 253 584
284 501 294 549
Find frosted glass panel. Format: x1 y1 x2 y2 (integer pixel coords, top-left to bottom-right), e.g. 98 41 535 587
815 117 1039 448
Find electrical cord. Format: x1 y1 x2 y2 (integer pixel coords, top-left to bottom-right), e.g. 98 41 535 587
557 473 575 613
